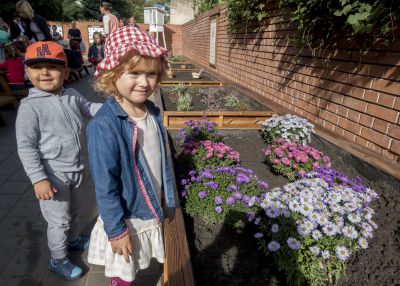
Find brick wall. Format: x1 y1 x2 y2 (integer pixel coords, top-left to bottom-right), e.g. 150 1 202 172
180 5 400 163
48 21 182 55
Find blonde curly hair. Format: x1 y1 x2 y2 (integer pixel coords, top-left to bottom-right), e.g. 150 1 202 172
95 50 165 98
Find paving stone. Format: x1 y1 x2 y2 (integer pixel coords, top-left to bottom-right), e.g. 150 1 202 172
0 174 9 186
7 200 42 217
0 194 20 209
20 188 37 201
0 163 21 175
85 272 109 286
0 151 11 162
8 168 30 182
0 180 31 194
0 214 45 238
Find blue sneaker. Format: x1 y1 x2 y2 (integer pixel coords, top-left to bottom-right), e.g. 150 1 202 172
49 257 83 280
68 236 90 251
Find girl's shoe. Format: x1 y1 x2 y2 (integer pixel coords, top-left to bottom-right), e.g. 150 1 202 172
110 277 136 286
68 236 90 251
49 257 83 280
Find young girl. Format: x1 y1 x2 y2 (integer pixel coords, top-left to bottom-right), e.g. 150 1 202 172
0 41 28 90
88 32 104 67
87 26 176 286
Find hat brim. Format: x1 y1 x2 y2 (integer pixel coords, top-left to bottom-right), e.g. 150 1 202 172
23 58 66 66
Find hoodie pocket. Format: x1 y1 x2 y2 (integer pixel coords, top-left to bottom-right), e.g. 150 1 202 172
56 135 80 163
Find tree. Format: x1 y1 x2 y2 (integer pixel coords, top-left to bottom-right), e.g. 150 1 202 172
62 0 84 21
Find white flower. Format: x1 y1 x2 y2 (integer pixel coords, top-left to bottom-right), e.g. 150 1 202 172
335 246 350 261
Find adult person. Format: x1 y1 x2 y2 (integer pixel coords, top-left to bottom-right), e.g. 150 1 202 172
10 13 26 41
15 0 52 42
99 2 118 37
67 20 81 42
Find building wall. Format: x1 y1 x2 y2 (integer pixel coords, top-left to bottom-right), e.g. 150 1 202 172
170 0 195 25
180 5 400 163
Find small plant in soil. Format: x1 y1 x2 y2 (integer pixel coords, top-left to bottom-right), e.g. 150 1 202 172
199 88 225 111
168 53 185 63
254 178 378 286
182 140 241 171
181 166 269 227
169 83 189 103
263 138 331 181
176 92 193 111
261 114 315 145
225 94 251 111
177 118 223 146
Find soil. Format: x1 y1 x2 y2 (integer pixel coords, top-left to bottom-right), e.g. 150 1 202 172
160 86 271 112
167 130 400 286
161 71 217 82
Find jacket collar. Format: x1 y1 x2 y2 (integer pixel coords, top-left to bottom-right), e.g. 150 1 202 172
107 97 157 119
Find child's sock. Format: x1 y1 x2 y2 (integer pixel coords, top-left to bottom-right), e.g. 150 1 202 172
68 235 90 251
49 257 83 280
110 277 136 286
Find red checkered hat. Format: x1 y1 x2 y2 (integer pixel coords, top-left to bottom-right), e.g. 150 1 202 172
95 26 168 77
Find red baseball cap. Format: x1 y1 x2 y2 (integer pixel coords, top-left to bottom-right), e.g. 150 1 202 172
24 41 67 66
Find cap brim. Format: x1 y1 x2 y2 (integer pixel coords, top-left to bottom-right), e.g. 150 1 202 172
23 58 66 66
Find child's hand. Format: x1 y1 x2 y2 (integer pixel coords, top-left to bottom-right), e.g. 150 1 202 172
33 179 58 200
111 234 133 263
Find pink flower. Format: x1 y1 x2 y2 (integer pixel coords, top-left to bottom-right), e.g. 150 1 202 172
293 164 299 169
312 162 320 169
275 148 284 158
298 170 306 176
272 159 281 165
264 149 272 156
206 152 213 159
282 157 291 166
299 153 309 163
191 149 197 155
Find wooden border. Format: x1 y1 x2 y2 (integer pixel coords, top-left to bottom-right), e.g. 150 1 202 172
161 81 223 86
163 111 276 129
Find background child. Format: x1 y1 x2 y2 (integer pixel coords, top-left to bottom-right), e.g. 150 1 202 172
15 41 102 281
0 41 28 90
87 26 176 286
88 31 104 67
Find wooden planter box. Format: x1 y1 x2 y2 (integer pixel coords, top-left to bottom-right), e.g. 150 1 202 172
161 71 223 86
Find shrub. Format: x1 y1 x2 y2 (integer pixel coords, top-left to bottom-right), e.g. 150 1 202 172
225 94 251 111
183 140 241 171
176 92 193 111
181 166 269 226
261 114 315 145
177 118 223 146
254 178 378 286
263 138 331 181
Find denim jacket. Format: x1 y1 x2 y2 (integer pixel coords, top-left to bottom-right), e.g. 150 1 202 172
87 97 176 239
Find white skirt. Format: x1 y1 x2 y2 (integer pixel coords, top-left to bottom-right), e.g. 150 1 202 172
88 216 165 282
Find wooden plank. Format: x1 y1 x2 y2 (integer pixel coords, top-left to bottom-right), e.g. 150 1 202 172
162 111 276 130
161 81 223 87
163 128 196 286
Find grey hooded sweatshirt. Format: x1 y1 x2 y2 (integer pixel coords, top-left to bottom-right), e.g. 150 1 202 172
16 87 102 184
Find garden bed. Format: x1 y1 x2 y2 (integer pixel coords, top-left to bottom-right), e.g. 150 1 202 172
160 86 276 129
167 129 400 286
161 71 222 86
170 62 198 71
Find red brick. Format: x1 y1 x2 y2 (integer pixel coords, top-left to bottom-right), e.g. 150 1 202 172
359 114 374 128
390 140 400 155
381 65 400 80
394 98 400 111
372 79 399 95
338 117 362 134
366 142 384 154
347 110 361 122
388 124 400 140
355 135 369 147
351 87 365 99
361 128 391 148
363 90 379 103
342 130 356 142
343 97 367 112
320 111 339 124
367 104 399 123
372 119 389 134
378 93 396 108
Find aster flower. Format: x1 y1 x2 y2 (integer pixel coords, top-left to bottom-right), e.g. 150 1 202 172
254 232 264 239
215 196 222 205
271 224 279 233
309 246 321 256
198 192 207 199
268 241 281 252
321 250 330 259
226 196 235 206
215 206 222 214
287 237 301 250
335 246 350 261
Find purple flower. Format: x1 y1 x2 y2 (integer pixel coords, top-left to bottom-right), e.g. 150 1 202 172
215 206 222 214
234 192 243 200
215 196 222 205
258 181 269 190
287 237 301 250
200 169 214 179
226 196 235 206
254 232 264 239
205 181 219 190
181 179 188 186
246 211 256 222
181 190 187 197
226 184 238 191
242 195 250 203
236 173 250 184
198 192 207 199
268 241 281 251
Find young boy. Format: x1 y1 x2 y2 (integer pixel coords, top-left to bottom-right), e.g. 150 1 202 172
15 41 102 281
